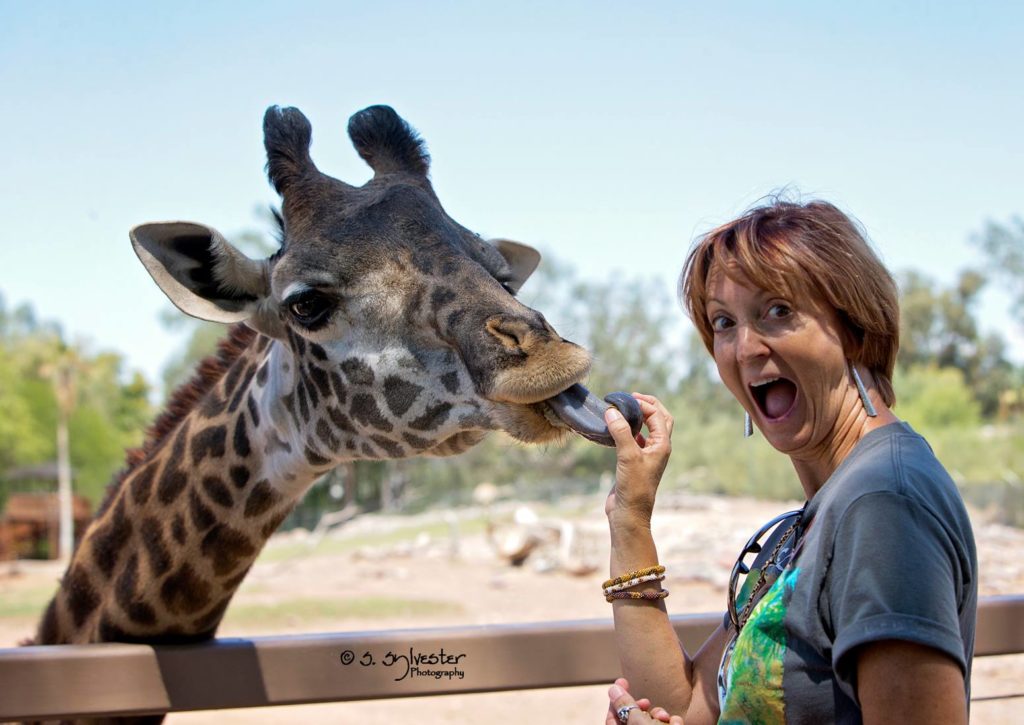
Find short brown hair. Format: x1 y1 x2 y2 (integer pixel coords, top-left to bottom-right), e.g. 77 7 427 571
680 199 899 406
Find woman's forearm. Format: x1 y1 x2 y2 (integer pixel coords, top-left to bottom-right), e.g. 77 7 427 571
609 520 694 715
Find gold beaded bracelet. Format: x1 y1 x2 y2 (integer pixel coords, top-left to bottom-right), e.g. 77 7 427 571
605 589 670 603
602 565 665 590
604 573 666 595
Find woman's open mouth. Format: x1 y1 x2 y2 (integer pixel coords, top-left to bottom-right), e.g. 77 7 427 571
749 377 798 421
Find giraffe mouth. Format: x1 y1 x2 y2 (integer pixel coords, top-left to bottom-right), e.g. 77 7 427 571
541 384 643 446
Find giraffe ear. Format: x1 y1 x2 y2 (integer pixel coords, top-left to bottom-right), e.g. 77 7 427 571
491 239 541 294
130 221 271 324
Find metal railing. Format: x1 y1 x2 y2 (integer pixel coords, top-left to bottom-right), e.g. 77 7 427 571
1 595 1021 721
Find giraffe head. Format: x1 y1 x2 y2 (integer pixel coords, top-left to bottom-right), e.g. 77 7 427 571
130 105 622 462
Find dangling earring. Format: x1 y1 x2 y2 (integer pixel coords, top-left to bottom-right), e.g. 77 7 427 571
850 362 877 417
743 411 753 438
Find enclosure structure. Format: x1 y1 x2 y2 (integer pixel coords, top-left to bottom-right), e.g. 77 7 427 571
0 596 1020 720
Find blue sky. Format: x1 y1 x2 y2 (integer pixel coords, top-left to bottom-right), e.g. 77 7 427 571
1 1 1022 387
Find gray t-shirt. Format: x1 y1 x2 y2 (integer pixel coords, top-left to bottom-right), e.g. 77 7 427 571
718 422 977 724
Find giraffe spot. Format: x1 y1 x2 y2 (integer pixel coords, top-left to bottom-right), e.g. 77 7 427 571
233 416 251 457
288 328 307 355
256 335 271 352
316 417 340 450
189 488 216 532
202 475 234 508
228 363 256 413
246 392 261 428
370 435 404 458
37 598 60 645
129 462 157 506
383 375 423 417
309 343 328 361
446 309 466 329
261 509 292 538
221 564 252 589
140 517 172 577
459 411 493 429
430 286 457 312
350 393 394 432
282 392 298 425
191 597 231 636
200 391 226 418
160 562 212 615
406 287 424 322
116 553 157 626
191 425 228 465
309 364 332 398
91 496 132 578
98 617 131 643
244 480 282 518
65 564 100 628
409 401 453 431
330 371 347 403
157 466 188 506
327 405 355 433
303 373 320 407
222 359 246 397
230 465 251 489
440 371 460 395
156 422 191 504
296 382 311 422
171 513 187 544
341 358 375 386
305 445 331 467
201 525 256 577
402 432 432 449
256 362 269 387
346 440 357 451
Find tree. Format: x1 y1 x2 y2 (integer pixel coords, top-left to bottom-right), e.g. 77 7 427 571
0 295 153 521
897 269 1014 417
973 217 1024 325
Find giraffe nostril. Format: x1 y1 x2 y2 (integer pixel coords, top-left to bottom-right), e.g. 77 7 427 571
486 317 532 350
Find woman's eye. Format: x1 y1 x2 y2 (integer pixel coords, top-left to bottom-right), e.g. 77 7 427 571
287 293 333 326
710 315 732 332
767 303 792 319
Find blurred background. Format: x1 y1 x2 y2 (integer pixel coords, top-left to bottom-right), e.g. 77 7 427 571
0 1 1021 722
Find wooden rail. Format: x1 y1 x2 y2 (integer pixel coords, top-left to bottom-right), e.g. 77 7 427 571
1 596 1021 721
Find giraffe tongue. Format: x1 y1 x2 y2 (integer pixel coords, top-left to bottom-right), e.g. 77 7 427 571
545 384 643 447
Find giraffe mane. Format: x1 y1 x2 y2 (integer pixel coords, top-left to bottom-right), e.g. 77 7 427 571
95 323 258 516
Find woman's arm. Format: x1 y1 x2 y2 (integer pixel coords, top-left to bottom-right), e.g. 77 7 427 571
857 640 968 725
604 395 725 724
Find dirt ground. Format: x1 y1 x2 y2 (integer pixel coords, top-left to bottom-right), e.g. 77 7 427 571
2 493 1021 723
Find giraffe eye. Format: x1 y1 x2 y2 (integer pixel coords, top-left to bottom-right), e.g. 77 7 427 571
287 291 333 327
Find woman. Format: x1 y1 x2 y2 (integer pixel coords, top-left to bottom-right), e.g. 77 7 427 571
601 200 977 724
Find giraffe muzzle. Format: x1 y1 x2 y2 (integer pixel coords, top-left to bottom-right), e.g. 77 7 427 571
543 385 643 446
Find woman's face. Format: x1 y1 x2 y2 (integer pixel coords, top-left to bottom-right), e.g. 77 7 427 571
706 263 855 458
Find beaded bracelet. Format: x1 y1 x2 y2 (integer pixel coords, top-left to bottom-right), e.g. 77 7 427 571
605 589 670 603
604 573 666 595
602 565 665 590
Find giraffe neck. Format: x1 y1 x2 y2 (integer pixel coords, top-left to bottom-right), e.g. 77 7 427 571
38 330 341 645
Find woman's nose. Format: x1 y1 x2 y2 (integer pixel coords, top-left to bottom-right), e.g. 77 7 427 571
735 324 770 364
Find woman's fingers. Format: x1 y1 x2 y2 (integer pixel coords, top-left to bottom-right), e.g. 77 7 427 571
605 408 640 451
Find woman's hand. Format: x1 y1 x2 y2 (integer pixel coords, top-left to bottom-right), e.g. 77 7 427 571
604 393 674 529
605 678 683 724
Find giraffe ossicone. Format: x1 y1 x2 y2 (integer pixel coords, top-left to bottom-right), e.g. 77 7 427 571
35 104 638 655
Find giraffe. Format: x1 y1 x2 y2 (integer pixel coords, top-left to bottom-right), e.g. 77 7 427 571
34 104 640 660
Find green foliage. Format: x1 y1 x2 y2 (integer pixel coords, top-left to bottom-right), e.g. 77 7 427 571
893 365 980 429
0 295 152 511
897 269 1015 417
